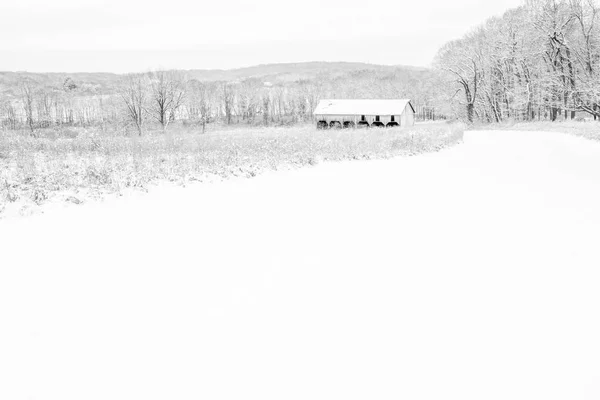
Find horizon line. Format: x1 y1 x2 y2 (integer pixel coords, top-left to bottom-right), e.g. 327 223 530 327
0 60 431 75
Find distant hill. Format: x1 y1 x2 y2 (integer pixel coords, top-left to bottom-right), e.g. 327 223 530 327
0 62 431 98
184 62 428 82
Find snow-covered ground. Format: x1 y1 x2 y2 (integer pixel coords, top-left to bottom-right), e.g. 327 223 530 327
1 130 600 400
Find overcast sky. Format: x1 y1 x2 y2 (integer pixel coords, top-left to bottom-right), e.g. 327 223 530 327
0 0 523 73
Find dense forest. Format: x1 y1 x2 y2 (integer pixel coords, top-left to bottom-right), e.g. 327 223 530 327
0 63 444 135
435 0 600 123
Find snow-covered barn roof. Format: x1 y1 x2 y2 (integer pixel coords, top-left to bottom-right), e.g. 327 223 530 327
313 99 414 116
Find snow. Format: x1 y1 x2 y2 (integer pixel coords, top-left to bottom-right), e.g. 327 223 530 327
1 130 600 400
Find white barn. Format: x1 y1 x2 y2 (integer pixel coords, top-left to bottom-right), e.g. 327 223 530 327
313 99 416 129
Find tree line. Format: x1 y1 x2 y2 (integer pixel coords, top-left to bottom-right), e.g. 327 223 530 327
0 67 443 135
3 72 322 135
435 0 600 123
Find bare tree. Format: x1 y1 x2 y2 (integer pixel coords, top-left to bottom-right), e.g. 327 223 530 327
238 79 261 123
221 83 235 125
1 101 19 130
188 80 214 133
262 90 271 126
20 80 36 134
434 32 484 123
272 87 285 123
37 92 52 129
148 70 186 133
119 73 148 136
570 0 600 118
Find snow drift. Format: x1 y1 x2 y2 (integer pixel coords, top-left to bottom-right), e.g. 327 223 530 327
1 130 599 400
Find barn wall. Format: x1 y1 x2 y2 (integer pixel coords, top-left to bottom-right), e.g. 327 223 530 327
403 103 415 126
316 114 400 125
316 115 360 124
315 104 413 126
407 105 415 126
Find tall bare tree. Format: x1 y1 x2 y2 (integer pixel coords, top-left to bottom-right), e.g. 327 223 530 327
20 80 36 134
262 90 271 126
434 30 485 122
148 70 186 133
221 83 235 125
188 80 214 133
119 73 148 136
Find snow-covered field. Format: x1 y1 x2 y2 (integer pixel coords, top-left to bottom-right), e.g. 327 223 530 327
1 130 600 400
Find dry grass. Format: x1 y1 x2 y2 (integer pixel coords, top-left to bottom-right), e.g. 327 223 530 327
474 120 600 141
0 122 464 217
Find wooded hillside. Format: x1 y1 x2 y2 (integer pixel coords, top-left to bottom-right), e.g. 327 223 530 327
435 0 600 123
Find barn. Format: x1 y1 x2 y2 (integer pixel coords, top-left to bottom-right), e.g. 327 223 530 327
313 99 416 129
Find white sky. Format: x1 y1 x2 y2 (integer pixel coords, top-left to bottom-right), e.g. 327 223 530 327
0 0 523 73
